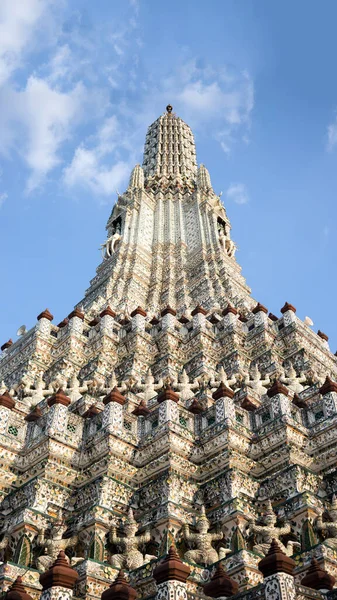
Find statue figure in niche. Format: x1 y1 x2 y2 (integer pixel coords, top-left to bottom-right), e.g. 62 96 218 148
37 510 82 570
248 500 299 556
217 218 236 258
101 217 122 259
183 505 230 565
316 495 337 547
0 530 12 563
109 508 156 569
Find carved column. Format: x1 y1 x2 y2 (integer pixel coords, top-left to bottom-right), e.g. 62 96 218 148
132 400 150 436
102 388 126 433
131 307 147 331
39 551 78 600
267 380 291 419
280 302 296 326
153 546 190 600
212 382 235 422
100 306 116 335
0 391 15 435
252 302 268 327
161 306 176 330
191 305 207 329
68 308 84 334
46 389 71 436
319 376 337 417
36 309 54 335
222 304 238 328
157 387 179 425
258 540 296 600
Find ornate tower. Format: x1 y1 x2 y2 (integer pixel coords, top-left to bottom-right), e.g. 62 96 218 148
0 107 337 600
81 105 253 318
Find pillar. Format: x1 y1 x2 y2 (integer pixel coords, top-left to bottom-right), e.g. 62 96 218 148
252 302 268 327
267 380 291 419
132 400 150 436
36 309 54 335
161 306 176 330
319 376 337 417
258 539 296 600
46 389 71 436
153 546 190 600
0 391 15 435
157 386 179 425
280 302 296 326
191 305 207 329
130 306 147 331
102 388 126 433
39 551 78 600
212 382 235 422
68 308 84 334
317 330 330 350
100 306 116 335
222 303 238 328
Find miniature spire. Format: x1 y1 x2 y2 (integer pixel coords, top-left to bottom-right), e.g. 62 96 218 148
142 108 197 185
203 563 239 598
153 545 190 584
5 576 33 600
197 164 212 190
101 571 137 600
39 550 79 590
128 164 144 190
0 390 15 409
258 539 295 577
301 558 335 591
103 387 126 406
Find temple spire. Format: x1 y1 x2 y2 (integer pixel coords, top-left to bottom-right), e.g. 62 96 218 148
142 105 197 186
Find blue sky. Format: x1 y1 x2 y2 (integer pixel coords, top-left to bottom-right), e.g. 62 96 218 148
1 0 337 351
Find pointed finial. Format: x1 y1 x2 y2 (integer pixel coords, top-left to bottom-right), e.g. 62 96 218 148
166 104 173 113
258 539 295 577
101 569 137 600
203 562 239 598
153 544 190 584
301 557 335 591
39 550 79 590
5 577 33 600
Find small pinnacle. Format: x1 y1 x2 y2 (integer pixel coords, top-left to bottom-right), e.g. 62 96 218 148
166 104 173 113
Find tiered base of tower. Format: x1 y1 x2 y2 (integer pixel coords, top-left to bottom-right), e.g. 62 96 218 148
1 298 337 600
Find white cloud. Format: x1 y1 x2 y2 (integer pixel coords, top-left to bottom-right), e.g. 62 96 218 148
0 76 85 191
0 1 254 198
64 113 135 195
0 0 52 85
226 183 249 205
64 146 130 195
47 44 72 84
327 114 337 151
0 192 8 207
136 60 254 156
